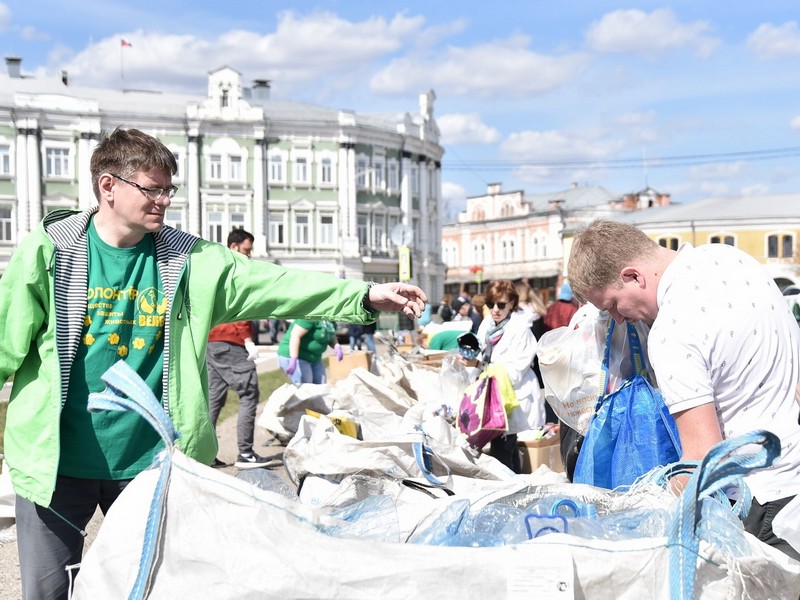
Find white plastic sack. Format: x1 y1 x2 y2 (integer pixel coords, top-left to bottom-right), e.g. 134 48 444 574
284 412 512 487
537 304 651 434
71 362 800 600
73 449 800 600
258 366 420 442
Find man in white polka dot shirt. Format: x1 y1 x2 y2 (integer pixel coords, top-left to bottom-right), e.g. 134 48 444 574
568 219 800 560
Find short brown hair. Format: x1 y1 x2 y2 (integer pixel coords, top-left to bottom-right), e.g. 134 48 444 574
484 279 519 310
90 127 177 200
568 219 659 302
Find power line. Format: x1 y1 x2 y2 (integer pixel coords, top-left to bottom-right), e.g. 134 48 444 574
442 145 800 172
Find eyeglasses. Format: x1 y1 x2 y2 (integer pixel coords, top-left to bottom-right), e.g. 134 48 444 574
111 174 178 201
486 301 508 310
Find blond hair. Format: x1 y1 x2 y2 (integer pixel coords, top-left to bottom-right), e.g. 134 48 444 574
568 219 660 302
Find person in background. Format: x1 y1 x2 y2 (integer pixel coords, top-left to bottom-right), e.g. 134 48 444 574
468 294 484 333
278 319 343 384
451 295 473 326
568 219 800 560
436 293 454 323
544 282 579 330
515 281 554 420
206 229 275 469
476 280 544 472
363 320 377 352
347 323 363 352
0 126 428 600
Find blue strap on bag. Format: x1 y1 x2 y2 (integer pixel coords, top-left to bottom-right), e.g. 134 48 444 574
573 321 682 489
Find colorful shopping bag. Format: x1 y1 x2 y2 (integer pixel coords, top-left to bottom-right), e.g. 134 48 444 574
457 365 518 448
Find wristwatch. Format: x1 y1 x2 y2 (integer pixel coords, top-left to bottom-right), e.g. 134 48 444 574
361 281 377 313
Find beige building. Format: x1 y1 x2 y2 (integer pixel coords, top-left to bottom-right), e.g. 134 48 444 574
597 193 800 289
442 182 670 302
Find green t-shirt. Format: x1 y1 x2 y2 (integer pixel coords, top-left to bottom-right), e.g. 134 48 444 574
59 220 166 479
278 319 336 363
428 330 463 351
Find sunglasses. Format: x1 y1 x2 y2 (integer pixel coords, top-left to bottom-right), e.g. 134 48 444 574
486 301 508 310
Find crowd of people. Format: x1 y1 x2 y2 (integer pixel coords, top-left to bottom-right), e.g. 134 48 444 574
1 126 798 598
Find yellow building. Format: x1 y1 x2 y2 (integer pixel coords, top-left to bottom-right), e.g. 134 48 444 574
585 193 800 289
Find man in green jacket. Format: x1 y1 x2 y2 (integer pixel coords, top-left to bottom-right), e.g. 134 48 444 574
0 127 427 600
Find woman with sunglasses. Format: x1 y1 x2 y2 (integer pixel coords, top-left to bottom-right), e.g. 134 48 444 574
476 279 545 472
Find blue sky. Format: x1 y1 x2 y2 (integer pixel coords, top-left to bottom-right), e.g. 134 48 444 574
3 1 800 215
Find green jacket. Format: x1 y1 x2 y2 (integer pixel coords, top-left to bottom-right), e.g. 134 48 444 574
0 209 376 506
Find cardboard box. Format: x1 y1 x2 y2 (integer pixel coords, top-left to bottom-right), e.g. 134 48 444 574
327 350 372 383
518 432 563 474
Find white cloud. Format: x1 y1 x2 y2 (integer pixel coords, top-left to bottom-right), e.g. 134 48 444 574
499 128 626 187
698 181 732 196
438 113 500 145
687 161 748 180
441 181 469 221
791 115 800 130
370 35 589 97
740 183 770 196
501 128 624 161
0 3 9 31
58 11 428 94
585 8 720 59
19 25 49 41
748 22 800 59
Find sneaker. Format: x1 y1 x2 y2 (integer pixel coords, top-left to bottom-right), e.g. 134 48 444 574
234 452 283 469
211 457 227 468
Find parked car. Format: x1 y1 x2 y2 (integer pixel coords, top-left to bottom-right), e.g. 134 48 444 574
783 285 800 321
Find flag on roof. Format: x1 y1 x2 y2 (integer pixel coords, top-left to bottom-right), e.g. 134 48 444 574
121 39 132 48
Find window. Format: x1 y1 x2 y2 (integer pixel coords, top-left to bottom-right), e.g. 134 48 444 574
0 206 12 242
710 235 734 246
294 157 308 185
473 242 486 264
171 151 183 181
164 208 184 231
209 155 222 180
388 162 398 191
373 215 385 250
320 158 333 185
294 213 310 245
221 89 229 108
269 155 283 182
502 239 516 262
357 214 368 247
207 211 223 243
373 161 384 190
410 164 419 194
768 234 794 258
658 237 679 250
230 212 246 230
356 159 368 188
0 145 10 175
269 212 285 245
45 147 70 177
229 156 243 182
319 214 334 245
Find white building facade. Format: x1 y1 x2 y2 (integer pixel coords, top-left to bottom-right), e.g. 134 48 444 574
0 59 446 307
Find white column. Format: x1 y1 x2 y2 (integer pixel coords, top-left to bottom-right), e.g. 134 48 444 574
25 128 41 233
400 152 412 224
78 134 97 210
338 143 358 259
187 134 200 236
252 136 266 255
15 127 29 238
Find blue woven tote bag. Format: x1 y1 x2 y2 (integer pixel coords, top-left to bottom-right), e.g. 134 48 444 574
573 321 682 489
